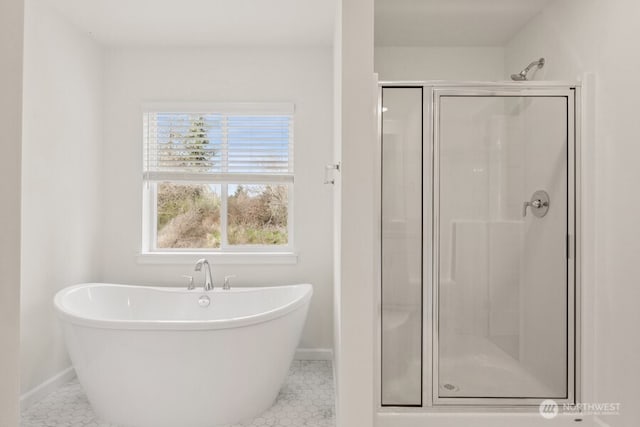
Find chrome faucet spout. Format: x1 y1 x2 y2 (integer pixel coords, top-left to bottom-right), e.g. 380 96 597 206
194 259 214 291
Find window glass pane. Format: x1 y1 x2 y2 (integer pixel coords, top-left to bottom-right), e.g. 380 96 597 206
144 111 292 176
153 113 223 173
227 184 288 246
380 87 423 405
156 183 222 248
227 115 291 174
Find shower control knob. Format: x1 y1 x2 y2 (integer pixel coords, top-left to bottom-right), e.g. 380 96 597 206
523 190 550 218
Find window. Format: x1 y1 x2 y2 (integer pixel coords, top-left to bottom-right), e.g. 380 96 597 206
142 103 294 254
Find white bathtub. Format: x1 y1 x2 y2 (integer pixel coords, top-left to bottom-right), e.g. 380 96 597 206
54 283 313 427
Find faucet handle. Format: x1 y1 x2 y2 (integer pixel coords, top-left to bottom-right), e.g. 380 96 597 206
223 275 236 290
182 275 195 290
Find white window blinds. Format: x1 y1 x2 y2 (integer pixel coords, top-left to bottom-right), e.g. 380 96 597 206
143 103 294 183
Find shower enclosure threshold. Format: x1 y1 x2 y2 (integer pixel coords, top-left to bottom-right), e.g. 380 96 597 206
376 412 597 427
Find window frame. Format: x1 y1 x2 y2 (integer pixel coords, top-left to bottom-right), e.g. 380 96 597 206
140 102 296 262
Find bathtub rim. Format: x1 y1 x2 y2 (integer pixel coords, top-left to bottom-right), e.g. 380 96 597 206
54 282 313 331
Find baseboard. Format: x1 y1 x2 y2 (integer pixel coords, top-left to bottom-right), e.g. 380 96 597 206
295 348 333 361
20 366 76 411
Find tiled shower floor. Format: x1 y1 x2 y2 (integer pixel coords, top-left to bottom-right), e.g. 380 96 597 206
21 360 335 427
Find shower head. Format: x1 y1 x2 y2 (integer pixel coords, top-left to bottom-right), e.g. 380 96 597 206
510 72 528 81
511 57 545 81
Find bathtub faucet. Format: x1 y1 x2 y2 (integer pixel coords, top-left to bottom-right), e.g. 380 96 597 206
194 259 214 291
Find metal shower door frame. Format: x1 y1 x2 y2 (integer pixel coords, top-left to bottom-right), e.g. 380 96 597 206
376 81 581 412
430 85 579 407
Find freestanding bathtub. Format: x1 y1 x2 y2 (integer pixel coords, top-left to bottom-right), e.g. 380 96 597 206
54 282 313 427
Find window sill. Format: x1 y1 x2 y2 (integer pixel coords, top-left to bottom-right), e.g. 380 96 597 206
136 251 298 265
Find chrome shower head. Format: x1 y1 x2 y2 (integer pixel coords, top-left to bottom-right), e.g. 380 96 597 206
511 57 545 81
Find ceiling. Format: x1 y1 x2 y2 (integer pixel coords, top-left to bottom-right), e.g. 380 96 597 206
44 0 552 48
44 0 336 47
375 0 554 46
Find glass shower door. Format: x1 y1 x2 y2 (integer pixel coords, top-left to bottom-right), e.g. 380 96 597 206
435 91 574 402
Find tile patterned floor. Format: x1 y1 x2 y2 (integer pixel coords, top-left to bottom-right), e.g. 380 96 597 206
21 360 335 427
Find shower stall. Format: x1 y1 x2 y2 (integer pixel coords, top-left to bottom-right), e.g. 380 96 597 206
378 82 580 410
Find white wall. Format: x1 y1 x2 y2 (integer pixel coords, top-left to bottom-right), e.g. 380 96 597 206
334 0 376 424
101 47 334 350
506 0 640 425
0 0 23 422
20 0 104 395
374 46 505 81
